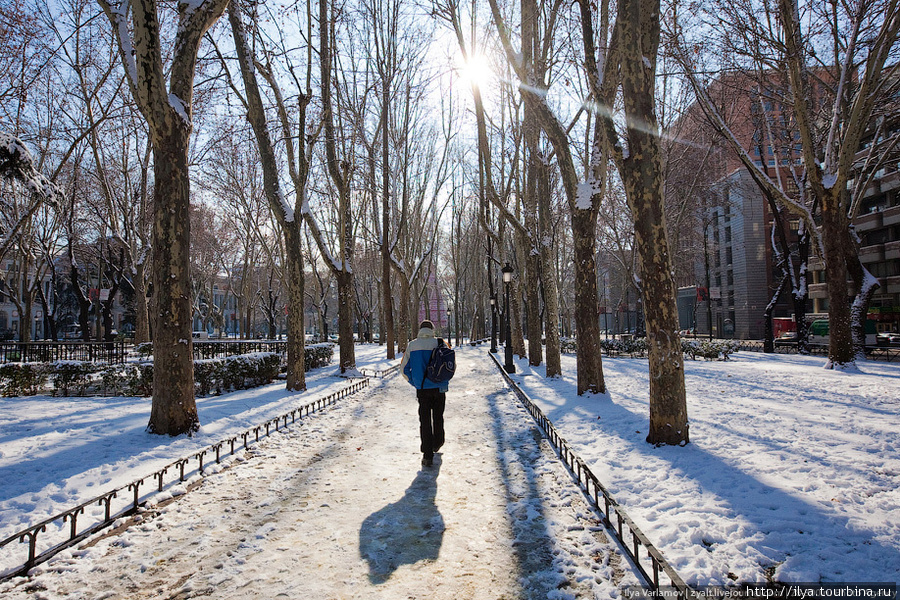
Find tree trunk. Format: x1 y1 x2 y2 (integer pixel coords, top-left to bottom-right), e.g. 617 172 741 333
820 190 854 366
336 270 355 371
509 262 527 358
147 127 198 436
571 207 605 394
398 274 411 351
318 0 355 373
538 159 561 377
134 260 150 344
228 0 306 390
381 84 396 360
620 0 687 445
283 227 307 390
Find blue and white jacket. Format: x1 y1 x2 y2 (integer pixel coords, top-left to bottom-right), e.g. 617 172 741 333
401 327 449 392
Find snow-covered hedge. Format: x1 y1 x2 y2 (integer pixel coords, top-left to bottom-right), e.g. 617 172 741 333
0 363 46 396
0 344 334 397
558 337 740 361
681 339 741 361
305 343 333 370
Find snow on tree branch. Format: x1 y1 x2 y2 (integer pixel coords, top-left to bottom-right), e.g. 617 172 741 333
0 133 63 258
97 0 139 94
0 133 62 204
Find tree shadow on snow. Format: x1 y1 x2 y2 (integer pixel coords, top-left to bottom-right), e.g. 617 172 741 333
358 460 444 584
484 388 566 598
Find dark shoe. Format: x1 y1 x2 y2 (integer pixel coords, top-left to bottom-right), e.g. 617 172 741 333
422 455 433 467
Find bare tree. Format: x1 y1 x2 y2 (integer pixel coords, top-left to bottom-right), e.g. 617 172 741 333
98 0 229 435
224 0 312 389
481 0 610 392
670 0 900 367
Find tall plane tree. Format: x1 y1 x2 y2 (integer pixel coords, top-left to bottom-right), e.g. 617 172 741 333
98 0 229 435
316 0 358 372
226 0 311 391
609 0 689 444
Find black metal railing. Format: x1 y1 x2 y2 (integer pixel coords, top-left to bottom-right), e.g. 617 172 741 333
0 377 370 581
736 340 900 362
489 352 692 595
0 341 127 364
192 340 288 360
358 364 401 378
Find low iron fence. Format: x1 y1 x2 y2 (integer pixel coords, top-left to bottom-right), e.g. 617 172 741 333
192 340 288 360
0 340 304 365
736 340 900 362
0 341 126 364
489 352 692 595
0 377 370 581
359 364 401 378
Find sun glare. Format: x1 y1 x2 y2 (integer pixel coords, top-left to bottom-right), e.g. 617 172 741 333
458 52 494 90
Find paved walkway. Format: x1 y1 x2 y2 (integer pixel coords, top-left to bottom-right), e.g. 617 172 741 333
2 347 639 599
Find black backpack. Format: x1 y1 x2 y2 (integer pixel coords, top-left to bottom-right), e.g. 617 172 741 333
424 338 456 384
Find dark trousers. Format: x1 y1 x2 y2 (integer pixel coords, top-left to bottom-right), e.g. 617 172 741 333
417 388 445 458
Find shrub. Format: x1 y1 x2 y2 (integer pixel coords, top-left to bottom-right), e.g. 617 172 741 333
0 363 47 396
556 336 741 362
305 343 334 370
126 362 154 396
599 337 647 355
194 360 223 396
1 342 333 397
50 361 98 396
682 339 740 361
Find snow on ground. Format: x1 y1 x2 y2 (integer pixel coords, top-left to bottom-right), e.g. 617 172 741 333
508 349 900 585
0 345 392 544
0 345 641 599
1 343 898 595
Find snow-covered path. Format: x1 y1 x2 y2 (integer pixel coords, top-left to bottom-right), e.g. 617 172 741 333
1 347 640 599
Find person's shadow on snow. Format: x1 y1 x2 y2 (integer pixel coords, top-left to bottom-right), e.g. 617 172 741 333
359 456 444 584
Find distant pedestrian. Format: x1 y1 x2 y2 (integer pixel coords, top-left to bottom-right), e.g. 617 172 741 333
400 320 449 467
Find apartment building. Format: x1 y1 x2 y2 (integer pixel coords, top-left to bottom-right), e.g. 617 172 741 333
807 119 900 333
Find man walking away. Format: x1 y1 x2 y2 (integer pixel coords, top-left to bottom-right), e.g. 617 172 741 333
400 320 448 467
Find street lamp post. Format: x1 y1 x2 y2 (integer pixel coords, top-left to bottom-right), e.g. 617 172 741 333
446 308 451 343
490 294 498 353
502 263 515 373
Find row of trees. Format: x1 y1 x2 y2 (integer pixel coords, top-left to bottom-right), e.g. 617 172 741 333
2 0 898 442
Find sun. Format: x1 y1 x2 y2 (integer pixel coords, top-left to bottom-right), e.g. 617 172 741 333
457 52 494 90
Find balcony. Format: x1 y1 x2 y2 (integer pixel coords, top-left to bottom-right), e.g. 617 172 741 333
886 276 900 295
886 240 900 261
855 210 883 232
879 170 900 193
859 243 885 263
884 205 900 227
808 282 828 298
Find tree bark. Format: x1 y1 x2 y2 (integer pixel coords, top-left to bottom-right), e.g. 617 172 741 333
538 158 561 376
133 260 150 344
620 0 687 445
147 125 198 435
100 0 229 435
